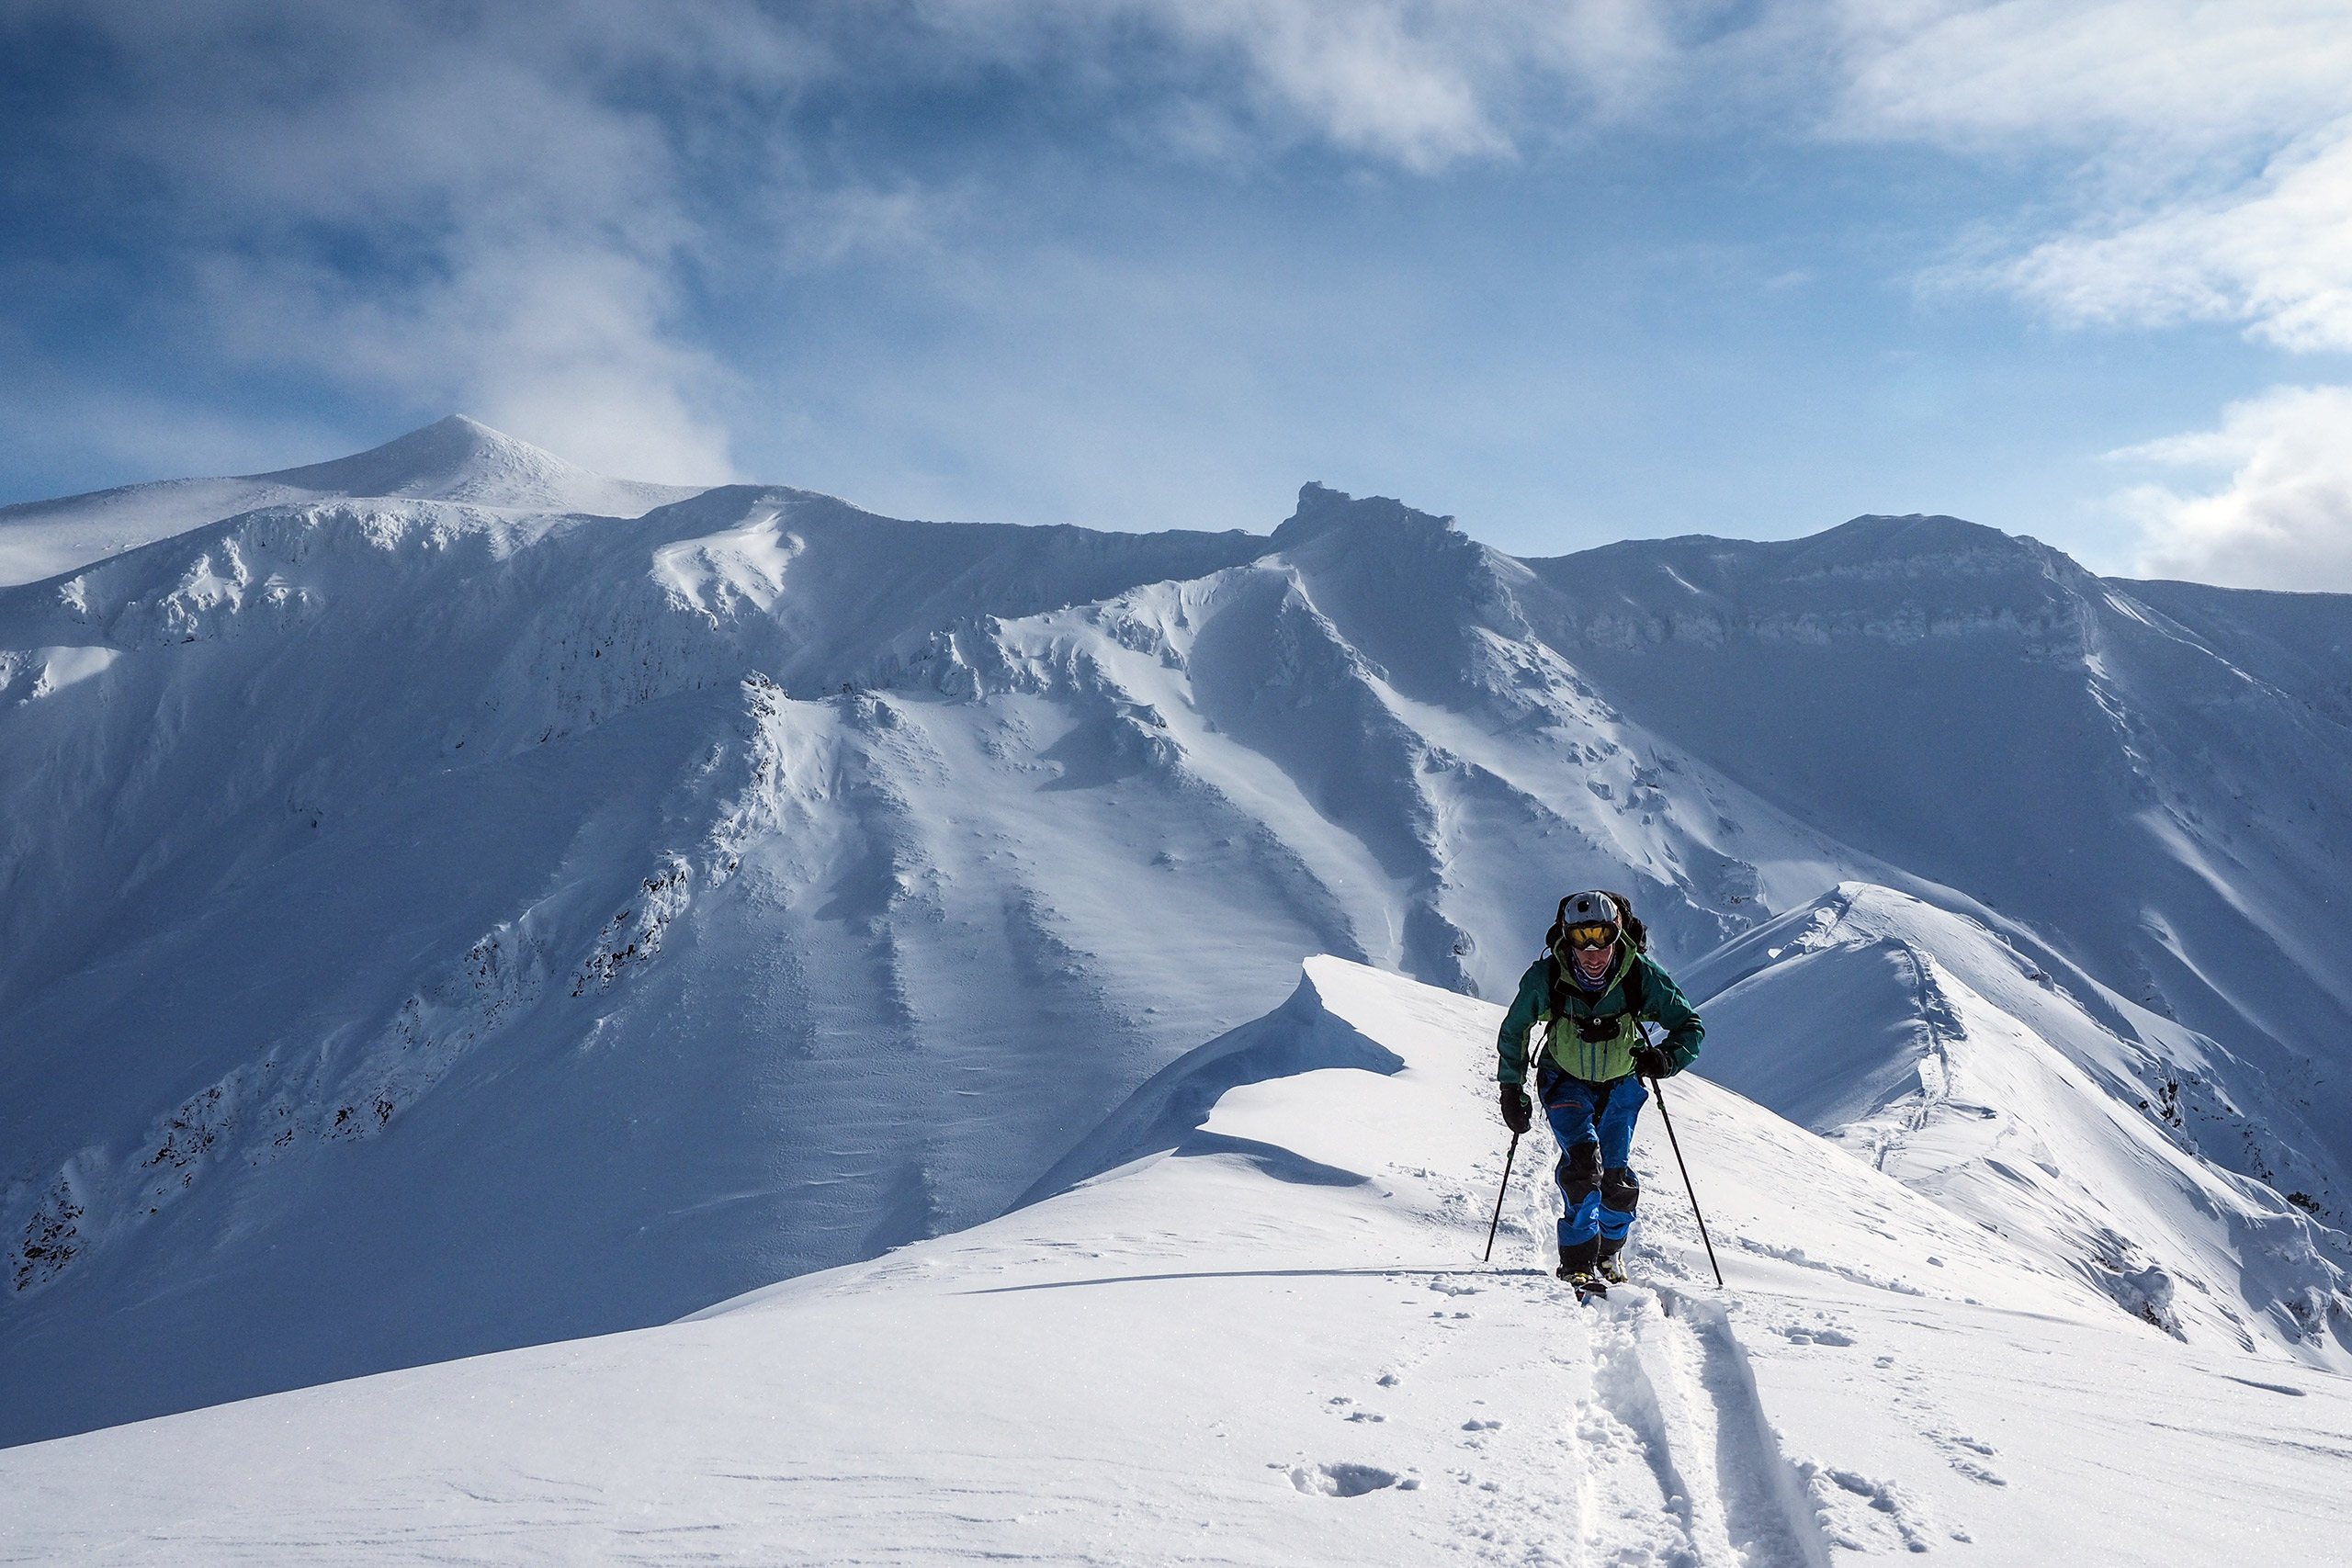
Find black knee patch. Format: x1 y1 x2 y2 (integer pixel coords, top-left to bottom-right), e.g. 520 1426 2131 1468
1557 1141 1601 1204
1600 1166 1640 1213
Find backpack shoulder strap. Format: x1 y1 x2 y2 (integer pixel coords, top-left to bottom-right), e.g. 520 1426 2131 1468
1620 955 1646 1019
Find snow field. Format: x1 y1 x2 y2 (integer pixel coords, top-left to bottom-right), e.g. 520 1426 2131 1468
11 957 2348 1565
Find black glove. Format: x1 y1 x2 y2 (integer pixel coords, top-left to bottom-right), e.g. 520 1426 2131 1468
1500 1085 1532 1135
1633 1046 1674 1080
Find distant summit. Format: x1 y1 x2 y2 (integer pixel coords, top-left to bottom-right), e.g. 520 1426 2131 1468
249 415 706 517
0 416 711 585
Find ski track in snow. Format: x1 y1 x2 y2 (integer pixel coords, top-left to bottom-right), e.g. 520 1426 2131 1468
1432 1276 1830 1568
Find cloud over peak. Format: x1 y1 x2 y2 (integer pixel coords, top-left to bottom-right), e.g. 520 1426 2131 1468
2114 384 2352 592
11 0 2352 583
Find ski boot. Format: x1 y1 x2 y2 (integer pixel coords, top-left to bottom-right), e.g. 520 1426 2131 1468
1557 1244 1608 1303
1596 1248 1629 1287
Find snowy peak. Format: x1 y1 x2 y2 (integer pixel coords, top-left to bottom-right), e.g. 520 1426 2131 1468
0 417 709 587
248 414 706 516
1783 513 2075 580
1272 481 1456 544
249 413 561 500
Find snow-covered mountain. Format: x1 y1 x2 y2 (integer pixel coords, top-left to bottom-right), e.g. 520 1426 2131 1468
3 421 2347 1454
0 414 703 587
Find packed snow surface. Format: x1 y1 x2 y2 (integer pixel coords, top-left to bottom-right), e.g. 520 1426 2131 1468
4 960 2346 1565
3 421 2349 1472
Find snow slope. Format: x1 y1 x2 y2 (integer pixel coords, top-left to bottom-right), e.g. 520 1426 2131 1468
1690 885 2348 1365
0 415 704 585
5 959 2346 1566
5 427 2350 1450
1522 520 2352 1221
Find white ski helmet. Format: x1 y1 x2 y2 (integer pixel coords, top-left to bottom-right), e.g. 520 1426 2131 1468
1559 890 1621 929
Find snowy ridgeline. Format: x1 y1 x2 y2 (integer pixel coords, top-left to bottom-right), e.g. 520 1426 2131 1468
3 959 2346 1566
1 419 2349 1452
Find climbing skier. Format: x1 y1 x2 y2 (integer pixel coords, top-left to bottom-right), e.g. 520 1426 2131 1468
1496 890 1703 1298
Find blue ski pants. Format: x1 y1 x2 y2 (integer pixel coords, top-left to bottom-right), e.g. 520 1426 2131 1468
1536 1063 1645 1249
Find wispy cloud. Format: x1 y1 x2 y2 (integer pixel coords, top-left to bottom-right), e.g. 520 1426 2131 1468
12 0 2352 584
2002 124 2352 353
1820 3 2352 344
1810 3 2352 588
2110 384 2352 591
6 0 842 481
1119 0 1684 167
921 0 1696 170
1826 1 2352 152
4 0 1724 485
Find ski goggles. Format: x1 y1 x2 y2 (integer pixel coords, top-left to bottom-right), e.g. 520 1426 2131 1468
1562 921 1618 951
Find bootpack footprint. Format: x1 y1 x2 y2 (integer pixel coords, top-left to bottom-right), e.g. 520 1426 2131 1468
1928 1431 2007 1486
1284 1462 1417 1496
1800 1462 1947 1553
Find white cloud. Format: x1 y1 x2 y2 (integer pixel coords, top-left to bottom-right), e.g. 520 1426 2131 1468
925 0 1697 171
1814 4 2352 591
12 0 828 482
23 0 1713 481
2111 384 2352 591
201 243 741 486
1827 1 2352 152
1816 3 2352 349
21 0 2352 530
15 0 1730 488
1147 0 1515 169
2003 122 2352 352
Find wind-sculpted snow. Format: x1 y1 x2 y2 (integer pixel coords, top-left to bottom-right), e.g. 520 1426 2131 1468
3 422 2350 1446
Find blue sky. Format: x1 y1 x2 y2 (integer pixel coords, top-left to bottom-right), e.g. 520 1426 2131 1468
5 2 2350 585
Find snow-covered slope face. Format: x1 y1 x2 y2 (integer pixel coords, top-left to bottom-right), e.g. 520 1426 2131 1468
4 451 2349 1447
7 960 2347 1567
1514 519 2352 1218
1685 886 2348 1365
0 415 705 585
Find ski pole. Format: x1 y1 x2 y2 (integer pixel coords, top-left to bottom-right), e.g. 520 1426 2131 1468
1482 1131 1520 1263
1646 1075 1723 1288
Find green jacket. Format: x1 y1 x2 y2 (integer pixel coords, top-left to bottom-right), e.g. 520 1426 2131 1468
1495 948 1703 1087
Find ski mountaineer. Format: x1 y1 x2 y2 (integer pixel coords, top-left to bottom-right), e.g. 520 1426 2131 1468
1496 890 1703 1299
